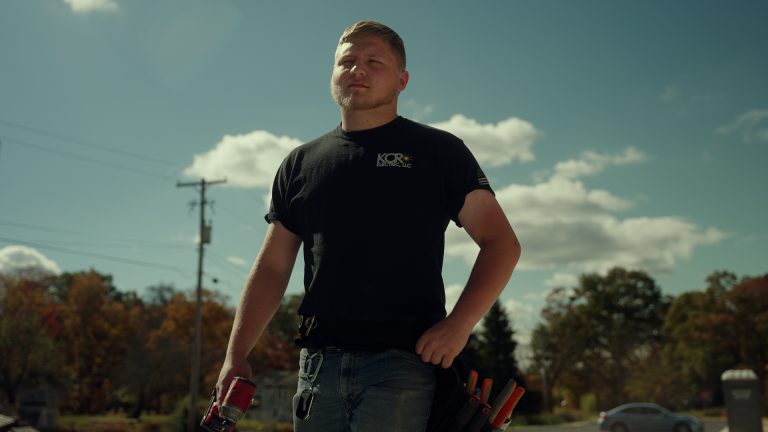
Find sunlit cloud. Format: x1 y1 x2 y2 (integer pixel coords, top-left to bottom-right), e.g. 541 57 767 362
0 245 61 275
63 0 118 13
445 148 724 274
183 131 301 188
430 114 538 167
717 109 768 143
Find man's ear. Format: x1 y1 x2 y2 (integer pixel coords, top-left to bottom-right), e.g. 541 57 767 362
399 70 410 91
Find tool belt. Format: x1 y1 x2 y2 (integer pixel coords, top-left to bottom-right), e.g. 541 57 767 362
425 358 526 432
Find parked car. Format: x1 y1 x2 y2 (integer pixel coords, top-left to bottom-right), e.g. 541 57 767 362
597 402 703 432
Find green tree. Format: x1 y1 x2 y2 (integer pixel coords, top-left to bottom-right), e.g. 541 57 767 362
531 287 587 412
477 301 519 383
466 299 527 412
570 268 669 409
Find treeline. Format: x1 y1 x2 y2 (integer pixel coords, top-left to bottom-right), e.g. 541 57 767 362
0 269 299 416
1 266 766 417
530 267 768 412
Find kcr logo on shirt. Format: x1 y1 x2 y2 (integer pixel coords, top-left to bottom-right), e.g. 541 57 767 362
376 152 412 168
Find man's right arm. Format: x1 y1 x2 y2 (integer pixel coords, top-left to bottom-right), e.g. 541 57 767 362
216 221 301 401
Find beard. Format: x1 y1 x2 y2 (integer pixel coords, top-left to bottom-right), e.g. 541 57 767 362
330 81 399 111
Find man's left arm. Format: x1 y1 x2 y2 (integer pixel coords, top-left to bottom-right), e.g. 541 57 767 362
415 189 521 368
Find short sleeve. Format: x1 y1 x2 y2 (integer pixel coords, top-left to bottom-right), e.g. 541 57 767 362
444 140 494 227
264 154 301 235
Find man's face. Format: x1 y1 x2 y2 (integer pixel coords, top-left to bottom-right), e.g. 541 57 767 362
330 35 408 112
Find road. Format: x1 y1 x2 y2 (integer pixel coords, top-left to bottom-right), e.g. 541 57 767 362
514 417 728 432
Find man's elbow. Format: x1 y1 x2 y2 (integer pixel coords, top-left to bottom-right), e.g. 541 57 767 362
480 226 521 265
507 229 522 267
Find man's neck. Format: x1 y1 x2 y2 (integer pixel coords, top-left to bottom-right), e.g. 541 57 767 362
340 107 399 132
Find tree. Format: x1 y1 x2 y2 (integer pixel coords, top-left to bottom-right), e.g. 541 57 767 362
477 301 520 383
114 284 179 417
55 270 137 413
0 272 61 405
696 273 768 390
531 287 587 412
723 274 768 386
142 288 233 409
568 268 669 409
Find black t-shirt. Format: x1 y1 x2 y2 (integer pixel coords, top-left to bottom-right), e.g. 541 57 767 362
266 116 493 351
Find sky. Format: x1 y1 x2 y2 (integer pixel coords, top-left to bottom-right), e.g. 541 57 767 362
1 0 767 353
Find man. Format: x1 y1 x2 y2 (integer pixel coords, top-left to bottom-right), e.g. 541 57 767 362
216 20 521 431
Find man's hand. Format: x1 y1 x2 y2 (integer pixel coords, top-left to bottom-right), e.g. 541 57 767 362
215 357 253 407
415 316 473 368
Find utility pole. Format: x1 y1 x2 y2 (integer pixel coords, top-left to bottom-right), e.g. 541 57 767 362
177 177 226 432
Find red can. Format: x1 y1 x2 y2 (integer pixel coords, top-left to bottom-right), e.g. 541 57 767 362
220 377 257 423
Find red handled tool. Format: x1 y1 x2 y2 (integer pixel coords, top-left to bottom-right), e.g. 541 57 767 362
490 386 525 429
200 377 257 432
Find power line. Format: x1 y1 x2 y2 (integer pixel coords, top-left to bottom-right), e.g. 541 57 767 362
0 118 180 167
206 248 251 276
1 136 175 181
0 236 193 277
0 219 192 249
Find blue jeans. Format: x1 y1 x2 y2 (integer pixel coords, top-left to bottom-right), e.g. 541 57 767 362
293 348 436 432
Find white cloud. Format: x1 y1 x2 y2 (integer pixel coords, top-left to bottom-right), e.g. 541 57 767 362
226 256 249 268
0 246 61 275
544 272 579 289
444 148 725 275
63 0 118 13
401 99 434 122
503 298 536 346
187 114 535 190
717 110 768 143
429 114 538 167
551 147 647 181
183 131 301 188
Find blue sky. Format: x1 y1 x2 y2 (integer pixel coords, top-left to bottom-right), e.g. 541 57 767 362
1 0 766 350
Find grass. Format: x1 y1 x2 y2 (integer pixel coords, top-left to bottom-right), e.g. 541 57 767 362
57 415 291 432
58 414 167 432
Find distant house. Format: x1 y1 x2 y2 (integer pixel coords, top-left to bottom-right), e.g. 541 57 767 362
18 384 58 431
248 371 296 423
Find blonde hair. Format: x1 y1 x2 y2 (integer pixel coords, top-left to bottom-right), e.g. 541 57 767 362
339 20 406 70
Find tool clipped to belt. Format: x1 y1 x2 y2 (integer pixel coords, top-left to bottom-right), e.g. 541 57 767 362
297 315 318 339
293 348 323 421
427 362 525 432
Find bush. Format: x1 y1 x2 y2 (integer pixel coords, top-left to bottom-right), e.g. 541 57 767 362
161 397 208 432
